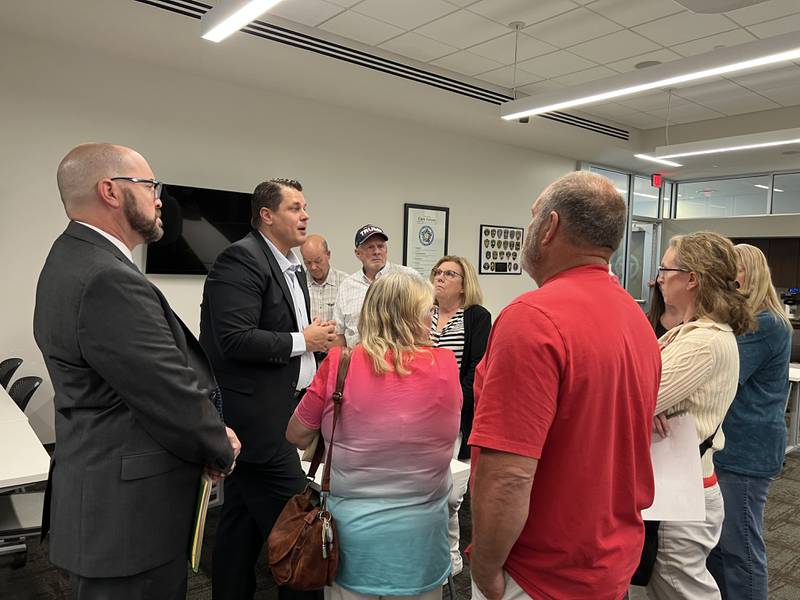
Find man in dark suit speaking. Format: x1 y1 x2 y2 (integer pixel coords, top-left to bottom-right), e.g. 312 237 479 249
33 143 240 600
200 178 335 600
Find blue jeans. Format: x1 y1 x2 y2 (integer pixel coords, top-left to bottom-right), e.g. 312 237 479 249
707 468 771 600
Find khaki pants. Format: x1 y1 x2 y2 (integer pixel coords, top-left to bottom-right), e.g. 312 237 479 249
630 484 724 600
471 571 531 600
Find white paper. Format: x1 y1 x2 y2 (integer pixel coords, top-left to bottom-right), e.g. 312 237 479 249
641 414 705 522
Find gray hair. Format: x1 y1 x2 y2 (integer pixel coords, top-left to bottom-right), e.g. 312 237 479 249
535 171 626 251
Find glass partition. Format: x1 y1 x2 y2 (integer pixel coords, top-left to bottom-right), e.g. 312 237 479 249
632 176 659 218
675 176 770 218
772 173 800 214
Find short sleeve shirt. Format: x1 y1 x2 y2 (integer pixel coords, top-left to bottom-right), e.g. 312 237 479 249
469 264 661 600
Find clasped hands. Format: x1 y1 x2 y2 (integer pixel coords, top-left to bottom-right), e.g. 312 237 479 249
303 317 337 352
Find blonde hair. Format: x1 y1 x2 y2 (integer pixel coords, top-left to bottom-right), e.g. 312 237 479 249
358 271 433 375
734 244 791 329
430 255 484 308
670 231 756 336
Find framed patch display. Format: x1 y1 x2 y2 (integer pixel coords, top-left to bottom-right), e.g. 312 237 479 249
479 224 523 275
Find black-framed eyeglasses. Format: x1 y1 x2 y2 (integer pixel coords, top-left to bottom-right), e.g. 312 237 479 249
431 268 464 280
111 177 163 199
657 266 689 275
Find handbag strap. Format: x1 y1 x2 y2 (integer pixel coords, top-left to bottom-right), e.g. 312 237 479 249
307 348 353 491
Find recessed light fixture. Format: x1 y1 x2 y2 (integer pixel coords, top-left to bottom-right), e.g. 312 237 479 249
501 31 800 120
634 154 683 167
201 0 286 43
634 60 662 69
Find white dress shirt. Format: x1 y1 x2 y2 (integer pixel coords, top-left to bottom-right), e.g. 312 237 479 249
260 232 316 390
75 221 135 264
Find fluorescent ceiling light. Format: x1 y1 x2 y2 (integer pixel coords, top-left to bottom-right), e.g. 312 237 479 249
658 138 800 159
635 154 683 168
201 0 285 43
755 184 785 192
501 31 800 120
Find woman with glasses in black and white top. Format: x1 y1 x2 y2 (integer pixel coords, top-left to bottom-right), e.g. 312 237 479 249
429 255 491 576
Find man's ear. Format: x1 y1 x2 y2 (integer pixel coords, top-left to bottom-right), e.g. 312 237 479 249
259 206 273 227
97 179 122 209
539 211 559 247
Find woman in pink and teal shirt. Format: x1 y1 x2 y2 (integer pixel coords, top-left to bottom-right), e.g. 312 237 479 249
287 271 462 600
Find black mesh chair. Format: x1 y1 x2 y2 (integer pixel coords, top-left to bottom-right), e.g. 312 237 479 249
7 377 42 413
0 358 23 390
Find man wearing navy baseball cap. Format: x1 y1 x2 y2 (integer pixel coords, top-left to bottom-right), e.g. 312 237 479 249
333 224 419 347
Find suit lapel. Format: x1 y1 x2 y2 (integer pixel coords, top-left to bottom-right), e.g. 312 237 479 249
251 231 299 330
297 268 311 319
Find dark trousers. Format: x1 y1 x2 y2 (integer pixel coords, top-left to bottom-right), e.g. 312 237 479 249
212 449 321 600
69 554 187 600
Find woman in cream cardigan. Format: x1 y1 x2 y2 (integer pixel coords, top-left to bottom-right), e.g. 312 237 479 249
645 231 755 600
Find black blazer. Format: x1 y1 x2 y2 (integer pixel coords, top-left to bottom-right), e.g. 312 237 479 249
458 304 491 459
200 230 311 464
33 221 233 578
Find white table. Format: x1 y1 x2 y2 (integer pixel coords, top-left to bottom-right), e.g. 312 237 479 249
786 363 800 454
0 387 51 493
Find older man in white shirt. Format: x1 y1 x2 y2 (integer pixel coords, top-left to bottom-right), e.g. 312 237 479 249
333 224 419 347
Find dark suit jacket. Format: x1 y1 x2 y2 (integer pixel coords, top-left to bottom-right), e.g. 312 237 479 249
32 221 233 578
458 304 491 459
200 230 310 464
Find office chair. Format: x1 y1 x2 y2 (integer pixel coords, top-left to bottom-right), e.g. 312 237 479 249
7 376 42 413
0 358 23 390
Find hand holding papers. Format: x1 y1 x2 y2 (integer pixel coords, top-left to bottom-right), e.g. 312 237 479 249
642 414 705 522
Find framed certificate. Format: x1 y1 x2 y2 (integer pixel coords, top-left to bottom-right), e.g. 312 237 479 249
403 204 449 277
479 224 523 275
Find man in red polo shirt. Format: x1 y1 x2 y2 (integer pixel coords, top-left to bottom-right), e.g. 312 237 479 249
469 171 661 600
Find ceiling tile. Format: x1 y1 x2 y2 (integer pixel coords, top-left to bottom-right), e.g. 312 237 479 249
671 29 757 57
585 0 685 28
610 110 662 130
632 11 738 46
353 0 456 31
268 0 343 27
518 50 597 78
748 12 800 38
319 10 404 45
725 0 800 26
673 78 749 101
617 91 692 111
468 0 578 27
758 84 800 107
552 65 618 86
325 0 361 6
523 8 622 48
579 101 639 119
468 32 557 64
379 32 458 63
516 80 566 95
650 102 725 124
430 50 504 76
569 30 660 63
443 0 481 6
476 65 541 88
607 48 683 73
730 64 800 90
416 10 511 48
695 93 781 116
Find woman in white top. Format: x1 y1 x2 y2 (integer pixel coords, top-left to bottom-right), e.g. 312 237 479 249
645 231 755 600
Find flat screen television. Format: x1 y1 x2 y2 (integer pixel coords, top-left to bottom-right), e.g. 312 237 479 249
145 184 252 275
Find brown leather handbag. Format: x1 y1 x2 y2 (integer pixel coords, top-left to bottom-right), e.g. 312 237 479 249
267 348 352 590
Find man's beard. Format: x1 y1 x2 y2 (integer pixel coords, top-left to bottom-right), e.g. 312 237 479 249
521 218 542 282
123 189 163 243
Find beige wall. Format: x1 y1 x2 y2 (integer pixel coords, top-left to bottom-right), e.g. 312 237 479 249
661 214 800 252
0 32 577 443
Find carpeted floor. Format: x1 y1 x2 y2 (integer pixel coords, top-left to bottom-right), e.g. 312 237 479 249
3 453 800 599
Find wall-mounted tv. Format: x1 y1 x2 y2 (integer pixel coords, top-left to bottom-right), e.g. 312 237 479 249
145 184 252 275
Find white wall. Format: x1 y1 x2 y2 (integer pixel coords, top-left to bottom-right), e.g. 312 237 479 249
0 32 577 443
661 214 800 252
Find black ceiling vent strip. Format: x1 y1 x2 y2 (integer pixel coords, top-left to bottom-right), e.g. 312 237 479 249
131 0 631 140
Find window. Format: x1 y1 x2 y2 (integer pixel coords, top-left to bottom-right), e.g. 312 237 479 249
632 176 659 218
661 182 673 219
591 166 629 278
771 173 800 214
675 176 770 218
